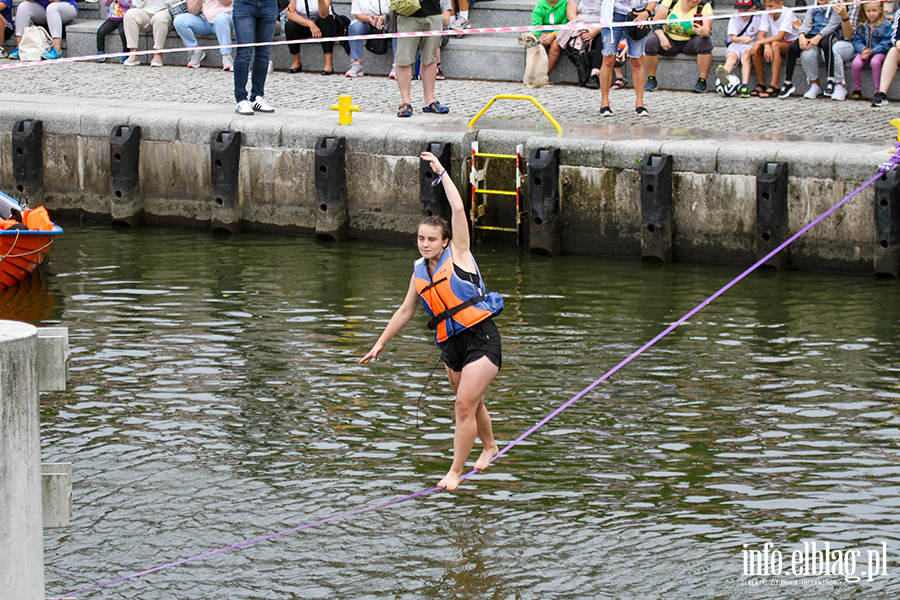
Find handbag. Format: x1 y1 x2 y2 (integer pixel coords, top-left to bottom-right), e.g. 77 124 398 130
562 35 593 85
384 10 398 33
169 0 189 17
390 0 420 17
626 10 650 40
18 25 52 61
365 0 389 54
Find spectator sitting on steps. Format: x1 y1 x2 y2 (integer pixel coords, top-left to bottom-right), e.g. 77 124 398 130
345 0 389 77
96 0 132 64
530 0 568 75
122 0 176 66
643 0 714 93
9 0 79 61
173 0 235 70
0 0 14 59
285 0 335 74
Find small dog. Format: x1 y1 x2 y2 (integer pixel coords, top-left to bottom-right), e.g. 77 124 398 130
518 32 549 89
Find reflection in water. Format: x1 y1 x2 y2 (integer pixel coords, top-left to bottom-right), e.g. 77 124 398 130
32 222 900 599
0 270 61 322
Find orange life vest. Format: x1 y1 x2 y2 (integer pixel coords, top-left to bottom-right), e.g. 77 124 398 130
413 247 498 345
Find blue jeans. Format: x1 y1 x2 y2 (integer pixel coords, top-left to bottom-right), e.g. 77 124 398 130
232 0 277 103
174 12 235 55
348 19 369 62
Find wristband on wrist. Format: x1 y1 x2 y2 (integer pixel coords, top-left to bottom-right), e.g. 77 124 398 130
432 169 447 187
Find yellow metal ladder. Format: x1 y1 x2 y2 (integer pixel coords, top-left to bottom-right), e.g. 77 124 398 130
469 141 526 247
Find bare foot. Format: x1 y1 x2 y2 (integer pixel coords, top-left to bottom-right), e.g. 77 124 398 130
474 443 499 471
438 470 461 491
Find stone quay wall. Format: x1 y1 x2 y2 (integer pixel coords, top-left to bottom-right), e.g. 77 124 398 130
0 96 891 274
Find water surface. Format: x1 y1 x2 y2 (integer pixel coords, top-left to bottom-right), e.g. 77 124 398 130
12 222 900 599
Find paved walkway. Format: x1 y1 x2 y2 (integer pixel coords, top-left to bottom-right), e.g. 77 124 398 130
5 60 897 143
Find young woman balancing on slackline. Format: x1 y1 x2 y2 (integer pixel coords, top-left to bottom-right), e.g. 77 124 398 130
360 151 504 491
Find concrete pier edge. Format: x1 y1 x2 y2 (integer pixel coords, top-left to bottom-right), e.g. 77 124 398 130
0 93 893 274
0 320 44 600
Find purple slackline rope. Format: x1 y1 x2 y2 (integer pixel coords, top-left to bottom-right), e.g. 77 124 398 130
51 161 894 600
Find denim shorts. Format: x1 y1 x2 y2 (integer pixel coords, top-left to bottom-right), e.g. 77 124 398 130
600 11 646 58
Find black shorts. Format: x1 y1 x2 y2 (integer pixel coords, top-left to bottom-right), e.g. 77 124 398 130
440 317 502 372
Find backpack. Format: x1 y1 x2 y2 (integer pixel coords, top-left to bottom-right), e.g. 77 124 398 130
18 26 53 61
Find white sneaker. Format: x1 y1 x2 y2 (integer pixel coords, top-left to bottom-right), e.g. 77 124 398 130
447 15 461 29
235 100 254 115
268 60 273 74
802 82 823 99
0 48 7 59
831 83 848 101
252 96 274 112
345 62 364 77
187 49 205 68
388 64 396 79
222 54 233 71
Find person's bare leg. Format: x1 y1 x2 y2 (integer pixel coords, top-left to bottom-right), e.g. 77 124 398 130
324 50 333 72
421 61 437 105
771 45 785 88
396 63 413 104
632 56 645 107
443 365 498 474
645 53 658 78
600 53 616 108
547 40 561 73
472 397 498 470
698 53 712 79
439 356 499 491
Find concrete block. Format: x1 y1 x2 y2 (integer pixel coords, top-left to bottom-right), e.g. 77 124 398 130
604 139 664 170
775 144 837 180
716 141 798 176
36 106 85 136
177 112 244 146
228 115 283 148
833 143 893 183
544 137 606 169
36 327 68 392
128 110 181 142
281 113 341 150
79 107 140 139
41 463 72 528
659 139 718 174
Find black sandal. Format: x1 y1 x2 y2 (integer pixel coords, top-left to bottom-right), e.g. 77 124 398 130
321 69 334 75
749 83 765 97
611 76 628 90
758 85 778 98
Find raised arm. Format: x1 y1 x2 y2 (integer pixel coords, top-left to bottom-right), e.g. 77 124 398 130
419 151 475 270
359 275 419 363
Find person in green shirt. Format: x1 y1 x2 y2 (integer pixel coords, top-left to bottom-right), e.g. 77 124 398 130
532 0 568 74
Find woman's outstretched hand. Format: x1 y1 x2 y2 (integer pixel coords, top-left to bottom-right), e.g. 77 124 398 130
359 343 384 364
420 151 444 176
